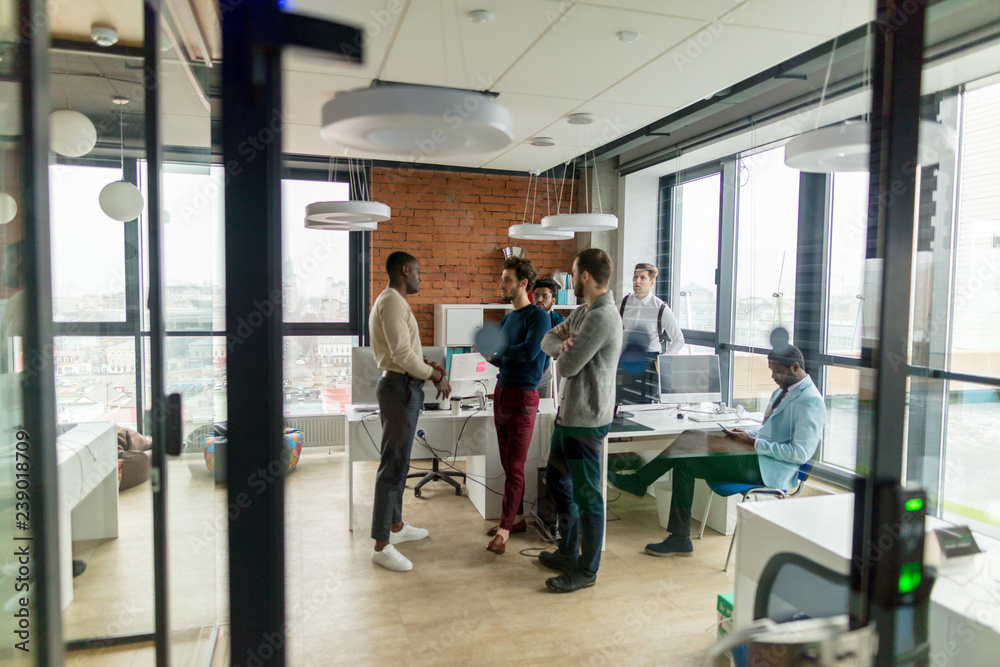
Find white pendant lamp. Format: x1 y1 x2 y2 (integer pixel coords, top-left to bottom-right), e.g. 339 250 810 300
304 201 389 231
508 223 573 241
305 156 390 231
0 192 16 224
99 98 144 222
539 114 619 233
509 163 575 242
50 109 97 157
100 180 144 221
784 119 958 173
541 212 618 232
321 84 514 157
783 24 957 174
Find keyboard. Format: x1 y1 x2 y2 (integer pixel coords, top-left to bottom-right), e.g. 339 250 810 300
687 412 741 423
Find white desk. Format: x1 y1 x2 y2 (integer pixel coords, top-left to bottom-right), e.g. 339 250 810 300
734 493 1000 664
601 406 760 543
345 400 556 531
56 421 119 609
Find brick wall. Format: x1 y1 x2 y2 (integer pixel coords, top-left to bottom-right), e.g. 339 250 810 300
369 167 578 345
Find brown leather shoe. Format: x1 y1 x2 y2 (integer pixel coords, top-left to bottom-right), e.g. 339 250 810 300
486 519 527 537
486 534 507 555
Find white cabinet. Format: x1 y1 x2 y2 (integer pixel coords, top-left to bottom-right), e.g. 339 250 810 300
434 303 578 347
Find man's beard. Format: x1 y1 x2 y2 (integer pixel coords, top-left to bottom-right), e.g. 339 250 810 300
500 291 514 304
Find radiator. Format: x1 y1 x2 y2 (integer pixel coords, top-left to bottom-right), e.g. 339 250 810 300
284 415 345 448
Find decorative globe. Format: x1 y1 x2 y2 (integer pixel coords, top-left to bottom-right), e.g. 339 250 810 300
50 110 97 157
284 427 303 472
204 434 219 471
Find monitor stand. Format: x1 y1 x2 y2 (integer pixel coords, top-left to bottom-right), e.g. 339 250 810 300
613 404 633 423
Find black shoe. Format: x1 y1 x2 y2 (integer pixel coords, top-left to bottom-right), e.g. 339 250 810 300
72 560 87 578
607 470 648 498
644 535 694 557
538 550 577 573
546 567 596 593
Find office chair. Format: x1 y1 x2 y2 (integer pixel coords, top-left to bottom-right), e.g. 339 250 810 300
704 552 853 666
407 430 465 497
753 551 849 623
698 461 813 571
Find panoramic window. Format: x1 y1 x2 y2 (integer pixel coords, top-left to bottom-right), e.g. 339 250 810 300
670 173 721 333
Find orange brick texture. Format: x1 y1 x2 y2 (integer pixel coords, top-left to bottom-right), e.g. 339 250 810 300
369 167 579 345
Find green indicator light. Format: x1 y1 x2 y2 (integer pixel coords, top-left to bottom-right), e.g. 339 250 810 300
899 562 922 594
905 498 924 512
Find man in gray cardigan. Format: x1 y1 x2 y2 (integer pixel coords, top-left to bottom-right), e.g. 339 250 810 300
537 248 623 593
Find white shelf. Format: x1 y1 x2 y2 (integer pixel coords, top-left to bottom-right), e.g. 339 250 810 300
434 303 580 346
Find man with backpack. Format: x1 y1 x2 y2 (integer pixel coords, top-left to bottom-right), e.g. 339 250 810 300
617 263 684 404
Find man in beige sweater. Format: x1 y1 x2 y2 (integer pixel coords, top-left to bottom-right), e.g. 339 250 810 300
369 251 451 572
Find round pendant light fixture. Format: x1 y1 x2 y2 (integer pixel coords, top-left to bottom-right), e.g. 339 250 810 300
0 192 17 224
305 200 389 230
508 223 573 241
784 119 958 173
50 109 97 157
100 97 145 221
321 84 514 157
305 154 390 231
541 213 618 232
99 180 144 221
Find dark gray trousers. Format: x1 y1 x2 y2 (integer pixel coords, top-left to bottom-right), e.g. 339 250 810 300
370 375 423 541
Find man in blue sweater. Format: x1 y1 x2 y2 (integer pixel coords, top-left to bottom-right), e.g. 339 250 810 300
484 256 552 554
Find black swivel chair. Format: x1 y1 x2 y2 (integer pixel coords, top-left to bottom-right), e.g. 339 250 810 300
407 429 465 497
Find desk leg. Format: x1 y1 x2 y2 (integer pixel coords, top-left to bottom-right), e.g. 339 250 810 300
345 430 353 532
601 435 609 552
59 503 73 610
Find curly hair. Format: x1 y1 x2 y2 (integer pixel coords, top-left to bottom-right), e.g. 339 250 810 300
502 256 537 292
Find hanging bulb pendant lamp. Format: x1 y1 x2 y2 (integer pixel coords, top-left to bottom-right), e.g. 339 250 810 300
100 99 144 222
304 155 390 231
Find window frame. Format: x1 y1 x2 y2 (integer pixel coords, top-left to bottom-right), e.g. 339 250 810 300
50 157 371 431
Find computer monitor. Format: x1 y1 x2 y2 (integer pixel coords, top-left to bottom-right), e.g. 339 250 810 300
350 346 448 407
658 354 723 404
448 352 498 398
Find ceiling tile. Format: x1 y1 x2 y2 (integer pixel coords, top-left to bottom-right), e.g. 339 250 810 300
580 0 748 21
49 0 144 45
497 4 702 98
281 70 371 126
380 0 561 90
729 0 874 36
596 25 830 107
280 0 408 80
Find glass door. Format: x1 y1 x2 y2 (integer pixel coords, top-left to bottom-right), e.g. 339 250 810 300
144 1 222 664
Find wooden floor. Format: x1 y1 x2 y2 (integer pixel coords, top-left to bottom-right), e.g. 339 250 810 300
67 449 746 666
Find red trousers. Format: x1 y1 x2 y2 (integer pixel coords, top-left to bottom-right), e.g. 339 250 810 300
493 385 540 530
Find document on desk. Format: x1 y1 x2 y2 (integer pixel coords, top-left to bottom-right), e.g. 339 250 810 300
667 429 755 457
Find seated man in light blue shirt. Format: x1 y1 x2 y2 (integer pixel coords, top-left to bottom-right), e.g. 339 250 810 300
608 344 825 557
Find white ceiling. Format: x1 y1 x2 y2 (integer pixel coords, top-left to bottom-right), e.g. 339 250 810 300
48 0 876 172
281 0 875 171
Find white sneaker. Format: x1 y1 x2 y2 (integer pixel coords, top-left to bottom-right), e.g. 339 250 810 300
388 522 429 545
371 544 412 572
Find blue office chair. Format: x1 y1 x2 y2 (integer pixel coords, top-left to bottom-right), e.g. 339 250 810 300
698 461 813 572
